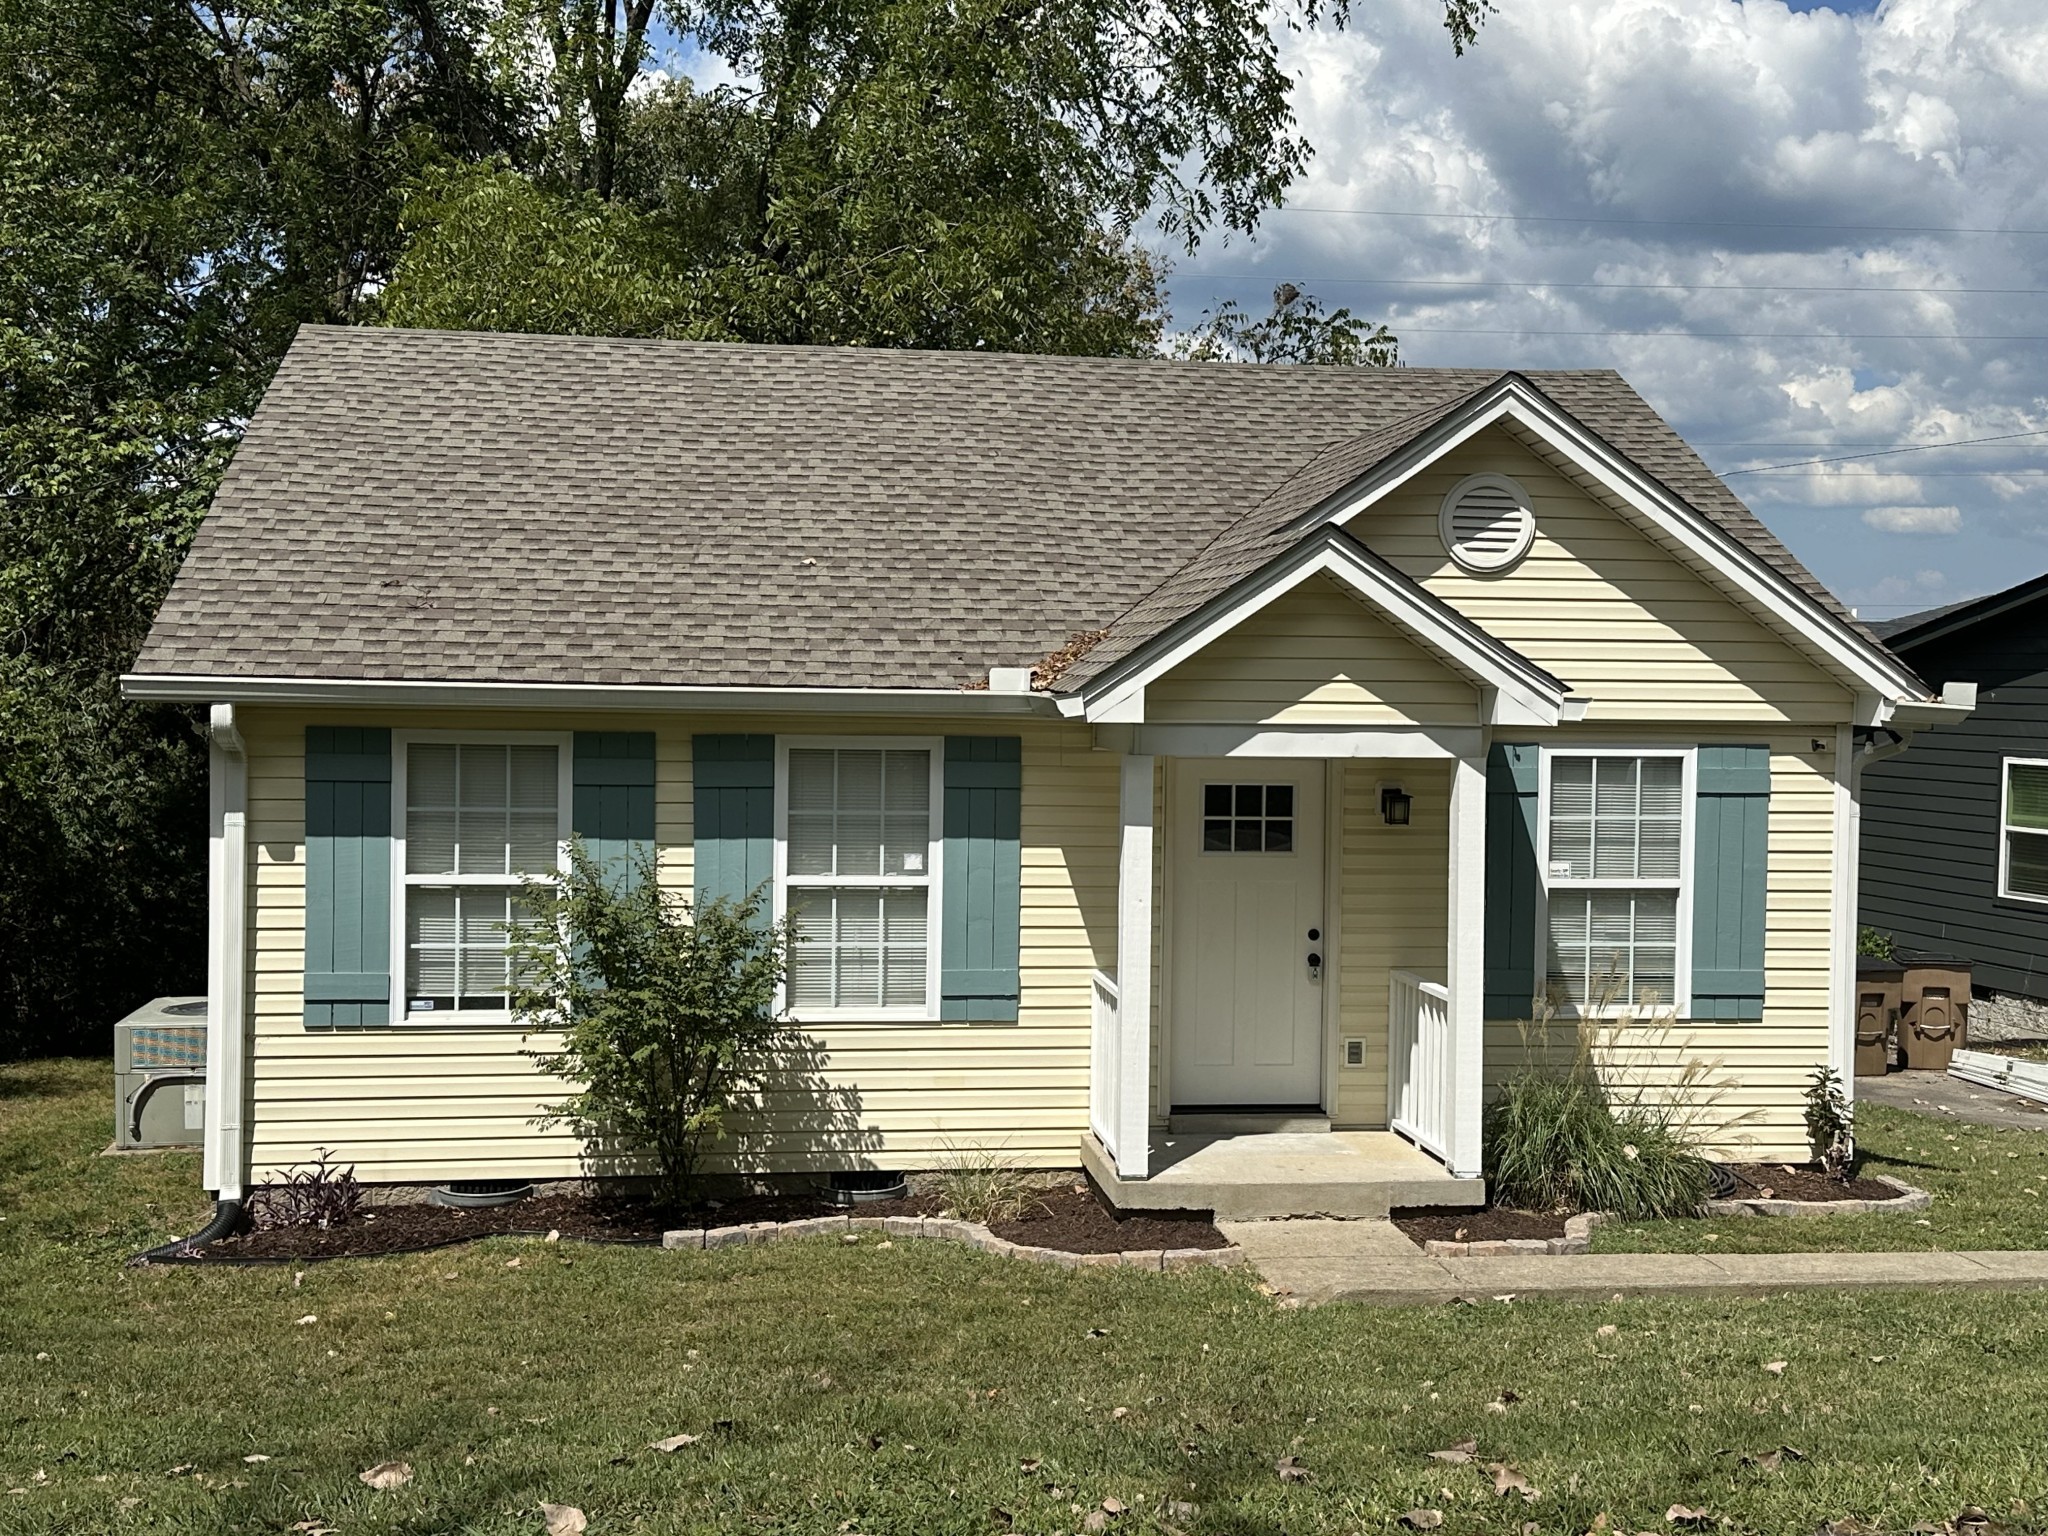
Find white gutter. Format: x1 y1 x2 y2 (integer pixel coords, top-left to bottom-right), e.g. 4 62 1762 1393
203 704 250 1203
120 674 1060 716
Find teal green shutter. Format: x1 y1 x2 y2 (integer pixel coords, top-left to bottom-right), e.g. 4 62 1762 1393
574 732 656 887
693 735 774 913
940 737 1022 1021
304 727 392 1027
1483 742 1541 1019
1691 745 1769 1021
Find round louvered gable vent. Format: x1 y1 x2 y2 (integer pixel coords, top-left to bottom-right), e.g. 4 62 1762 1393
1438 474 1535 573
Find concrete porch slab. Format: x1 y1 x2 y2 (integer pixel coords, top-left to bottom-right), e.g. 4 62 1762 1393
1084 1129 1483 1221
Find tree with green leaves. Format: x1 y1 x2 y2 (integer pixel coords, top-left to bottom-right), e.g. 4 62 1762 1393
384 0 1495 352
1177 282 1402 366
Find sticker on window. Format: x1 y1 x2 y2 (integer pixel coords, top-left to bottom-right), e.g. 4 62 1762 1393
1549 860 1574 877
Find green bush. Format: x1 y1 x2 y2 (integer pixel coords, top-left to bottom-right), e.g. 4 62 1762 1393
1483 1066 1714 1218
1858 926 1897 960
513 841 792 1211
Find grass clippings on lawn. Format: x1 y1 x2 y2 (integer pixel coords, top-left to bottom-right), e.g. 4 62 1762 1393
9 1058 2048 1535
1594 1100 2048 1255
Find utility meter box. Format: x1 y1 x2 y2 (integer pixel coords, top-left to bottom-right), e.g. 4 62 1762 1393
113 997 208 1150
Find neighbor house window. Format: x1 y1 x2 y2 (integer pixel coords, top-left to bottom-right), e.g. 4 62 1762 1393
2001 759 2048 902
396 737 568 1018
1541 751 1690 1013
778 742 940 1016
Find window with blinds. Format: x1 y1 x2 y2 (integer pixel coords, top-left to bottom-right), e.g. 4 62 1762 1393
783 746 936 1013
1543 753 1687 1012
401 741 563 1015
2002 759 2048 902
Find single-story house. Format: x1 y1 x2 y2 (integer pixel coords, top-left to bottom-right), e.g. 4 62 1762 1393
125 326 1975 1212
1863 572 2048 1042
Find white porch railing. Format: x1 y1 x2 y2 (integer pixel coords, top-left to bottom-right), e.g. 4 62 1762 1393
1090 969 1120 1159
1388 969 1453 1163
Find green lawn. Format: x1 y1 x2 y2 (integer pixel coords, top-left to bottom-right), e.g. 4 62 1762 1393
8 1060 2048 1535
1592 1101 2048 1256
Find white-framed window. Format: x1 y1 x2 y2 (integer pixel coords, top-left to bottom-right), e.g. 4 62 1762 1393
774 738 944 1020
1538 748 1694 1015
390 731 572 1023
2000 758 2048 903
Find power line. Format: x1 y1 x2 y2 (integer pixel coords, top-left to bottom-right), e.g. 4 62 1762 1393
1265 206 2048 238
1733 469 2048 477
1187 274 2048 296
1378 325 2048 340
1722 426 2048 475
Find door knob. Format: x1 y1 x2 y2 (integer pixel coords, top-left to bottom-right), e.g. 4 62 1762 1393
1307 951 1323 980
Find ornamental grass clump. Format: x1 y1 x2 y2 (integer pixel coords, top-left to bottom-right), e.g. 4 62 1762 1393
1483 987 1726 1220
512 840 792 1212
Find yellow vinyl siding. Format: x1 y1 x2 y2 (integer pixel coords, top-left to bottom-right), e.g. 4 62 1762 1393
1146 573 1477 727
1349 428 1852 725
1331 760 1450 1129
244 709 1114 1184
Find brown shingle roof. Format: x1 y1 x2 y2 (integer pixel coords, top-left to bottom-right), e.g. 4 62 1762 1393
133 325 1862 690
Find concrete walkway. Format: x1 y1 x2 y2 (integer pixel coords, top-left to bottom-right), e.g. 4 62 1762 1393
1217 1218 2048 1306
1859 1068 2048 1131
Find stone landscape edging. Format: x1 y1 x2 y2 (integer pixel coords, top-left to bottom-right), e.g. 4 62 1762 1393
1419 1176 1933 1258
659 1211 1245 1272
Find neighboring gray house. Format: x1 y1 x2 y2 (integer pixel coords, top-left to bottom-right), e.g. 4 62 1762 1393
1863 571 2048 1042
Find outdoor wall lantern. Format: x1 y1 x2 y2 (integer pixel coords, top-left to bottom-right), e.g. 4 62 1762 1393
1380 785 1412 827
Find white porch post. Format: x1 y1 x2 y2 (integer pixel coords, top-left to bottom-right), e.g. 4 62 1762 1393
1115 753 1155 1178
1830 724 1861 1104
203 705 251 1202
1445 752 1487 1179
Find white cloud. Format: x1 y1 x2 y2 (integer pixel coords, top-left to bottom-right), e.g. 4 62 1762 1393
1862 504 1962 533
1168 0 2048 618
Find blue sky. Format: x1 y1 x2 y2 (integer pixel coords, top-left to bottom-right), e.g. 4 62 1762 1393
1144 0 2048 622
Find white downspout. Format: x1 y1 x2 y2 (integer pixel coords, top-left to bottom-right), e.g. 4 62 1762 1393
203 704 250 1203
1829 725 1860 1103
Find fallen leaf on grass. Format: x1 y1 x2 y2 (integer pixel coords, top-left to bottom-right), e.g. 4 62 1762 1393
1101 1497 1127 1515
1019 1458 1041 1473
1086 1327 1109 1338
1666 1505 1713 1526
164 1465 194 1477
294 1315 318 1326
1400 1511 1444 1530
1428 1439 1478 1464
1488 1462 1538 1500
358 1462 413 1491
1746 1445 1806 1473
648 1434 700 1452
505 1258 523 1269
541 1503 587 1535
242 1454 270 1464
1275 1455 1311 1483
1763 1360 1787 1376
1596 1324 1618 1339
287 1522 334 1535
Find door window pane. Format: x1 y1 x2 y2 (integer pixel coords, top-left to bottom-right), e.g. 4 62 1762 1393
1200 783 1297 854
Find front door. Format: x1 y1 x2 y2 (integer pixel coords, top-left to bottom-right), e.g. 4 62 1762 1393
1169 760 1326 1109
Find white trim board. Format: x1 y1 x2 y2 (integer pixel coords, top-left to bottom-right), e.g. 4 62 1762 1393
121 674 1058 716
1076 528 1568 728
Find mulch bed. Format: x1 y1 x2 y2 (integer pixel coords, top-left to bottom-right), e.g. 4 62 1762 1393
987 1183 1229 1253
193 1181 1225 1261
1723 1162 1907 1203
1391 1206 1569 1244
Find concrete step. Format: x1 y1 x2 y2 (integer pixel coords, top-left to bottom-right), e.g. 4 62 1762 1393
1168 1112 1333 1135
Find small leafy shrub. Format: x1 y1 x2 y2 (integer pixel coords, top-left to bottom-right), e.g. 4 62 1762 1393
934 1142 1043 1226
248 1149 362 1231
1858 926 1897 960
1805 1066 1855 1181
514 840 792 1212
